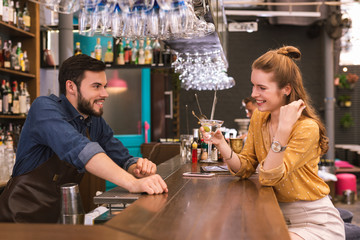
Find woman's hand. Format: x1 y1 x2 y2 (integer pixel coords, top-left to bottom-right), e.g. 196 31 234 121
199 127 227 146
278 99 306 130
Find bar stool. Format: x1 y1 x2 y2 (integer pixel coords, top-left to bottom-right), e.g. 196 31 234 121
335 173 357 196
336 208 360 240
337 208 353 223
345 223 360 240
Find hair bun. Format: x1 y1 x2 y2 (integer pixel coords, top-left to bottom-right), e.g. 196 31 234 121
277 46 301 60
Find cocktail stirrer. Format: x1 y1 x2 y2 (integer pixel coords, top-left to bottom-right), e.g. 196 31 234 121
195 93 206 119
210 90 217 120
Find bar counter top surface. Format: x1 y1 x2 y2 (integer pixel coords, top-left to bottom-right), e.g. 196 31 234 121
0 155 290 240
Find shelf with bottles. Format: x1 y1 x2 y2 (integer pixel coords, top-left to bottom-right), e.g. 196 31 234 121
0 121 22 184
0 67 34 78
0 79 31 119
73 37 174 69
0 20 34 38
113 38 174 68
1 0 40 104
1 37 33 77
0 0 33 37
0 114 26 119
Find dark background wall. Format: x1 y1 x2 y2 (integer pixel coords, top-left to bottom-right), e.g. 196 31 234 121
335 65 360 144
179 21 327 134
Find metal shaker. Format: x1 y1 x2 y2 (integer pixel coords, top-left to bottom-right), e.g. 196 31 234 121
60 183 85 224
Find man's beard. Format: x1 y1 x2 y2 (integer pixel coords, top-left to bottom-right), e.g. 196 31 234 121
77 91 104 117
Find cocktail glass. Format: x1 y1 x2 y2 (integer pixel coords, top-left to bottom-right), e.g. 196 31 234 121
199 119 224 163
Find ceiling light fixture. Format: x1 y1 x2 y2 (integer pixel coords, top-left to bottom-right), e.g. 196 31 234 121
107 71 128 94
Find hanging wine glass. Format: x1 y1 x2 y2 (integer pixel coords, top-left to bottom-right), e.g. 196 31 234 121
156 0 172 10
146 8 159 38
118 0 135 13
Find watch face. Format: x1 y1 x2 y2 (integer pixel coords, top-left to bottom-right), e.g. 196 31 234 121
271 141 282 152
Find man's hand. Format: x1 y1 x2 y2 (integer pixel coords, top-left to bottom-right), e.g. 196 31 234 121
129 174 168 195
129 158 157 178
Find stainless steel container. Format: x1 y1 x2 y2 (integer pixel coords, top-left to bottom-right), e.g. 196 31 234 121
60 183 85 224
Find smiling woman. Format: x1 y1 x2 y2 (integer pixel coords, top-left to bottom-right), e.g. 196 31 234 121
199 46 345 240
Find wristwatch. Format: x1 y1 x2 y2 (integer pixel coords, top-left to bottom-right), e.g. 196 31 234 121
271 141 287 153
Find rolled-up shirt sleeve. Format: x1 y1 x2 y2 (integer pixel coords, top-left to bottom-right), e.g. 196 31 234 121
78 142 105 167
258 161 285 185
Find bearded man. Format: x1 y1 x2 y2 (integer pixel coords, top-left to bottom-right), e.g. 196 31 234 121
0 54 167 223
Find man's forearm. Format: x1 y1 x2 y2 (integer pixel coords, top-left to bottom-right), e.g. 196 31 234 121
85 152 136 191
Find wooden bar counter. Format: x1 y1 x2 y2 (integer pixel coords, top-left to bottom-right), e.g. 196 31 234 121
0 155 290 240
105 155 290 240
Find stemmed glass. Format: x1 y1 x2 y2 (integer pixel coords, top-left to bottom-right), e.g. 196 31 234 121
199 119 224 163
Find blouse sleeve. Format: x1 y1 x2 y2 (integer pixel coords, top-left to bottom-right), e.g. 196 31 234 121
230 111 260 179
259 119 321 186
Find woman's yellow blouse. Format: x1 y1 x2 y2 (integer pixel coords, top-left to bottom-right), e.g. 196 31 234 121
232 109 329 202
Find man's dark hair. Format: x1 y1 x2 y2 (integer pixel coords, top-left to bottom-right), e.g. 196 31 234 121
58 54 106 95
243 97 256 104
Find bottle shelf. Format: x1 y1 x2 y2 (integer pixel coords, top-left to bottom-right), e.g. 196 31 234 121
0 20 35 38
106 64 172 69
40 64 172 70
0 114 26 120
0 67 35 79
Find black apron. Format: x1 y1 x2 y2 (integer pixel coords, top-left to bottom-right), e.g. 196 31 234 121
0 154 84 223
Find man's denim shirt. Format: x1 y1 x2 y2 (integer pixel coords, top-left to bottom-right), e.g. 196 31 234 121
12 94 137 177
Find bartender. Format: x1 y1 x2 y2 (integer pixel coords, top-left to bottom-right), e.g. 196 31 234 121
0 54 168 223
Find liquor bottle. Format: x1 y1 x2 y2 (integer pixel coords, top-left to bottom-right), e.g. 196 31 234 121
124 39 131 65
104 41 113 65
11 42 19 70
24 82 30 113
152 39 161 66
144 38 152 64
15 1 22 29
200 139 208 161
116 40 125 65
74 42 82 56
162 45 171 67
138 40 145 65
15 41 22 71
1 80 7 114
22 1 30 31
130 40 138 65
2 0 9 23
19 81 26 115
3 41 11 69
8 0 13 25
0 37 3 68
211 145 218 162
94 38 102 61
191 129 200 163
23 50 29 72
11 81 19 114
4 127 15 179
5 81 12 114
